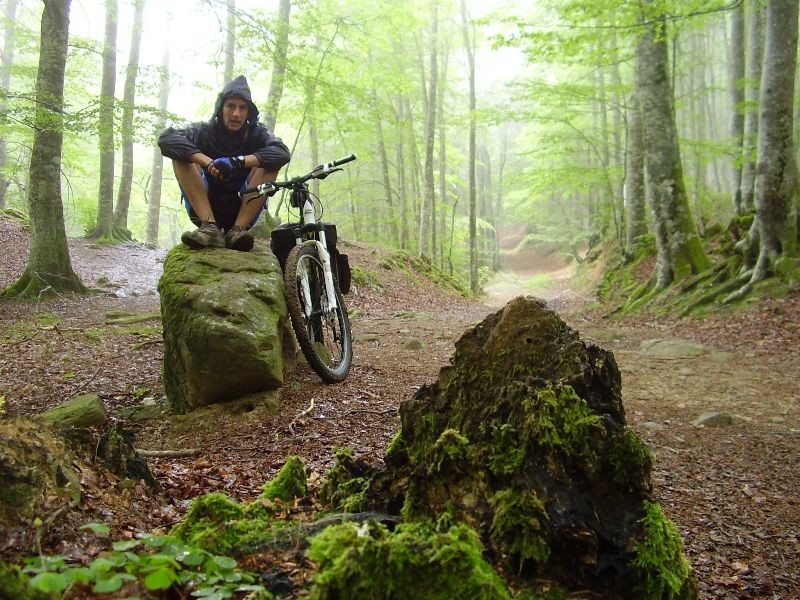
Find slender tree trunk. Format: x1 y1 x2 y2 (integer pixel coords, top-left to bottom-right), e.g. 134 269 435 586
729 0 746 214
461 0 478 293
436 40 448 267
264 0 290 132
750 0 799 281
741 0 764 212
0 0 19 209
636 2 710 289
113 0 144 235
223 0 235 83
373 91 398 245
2 0 86 297
624 89 647 248
419 1 437 260
145 43 170 247
94 0 117 239
395 96 409 250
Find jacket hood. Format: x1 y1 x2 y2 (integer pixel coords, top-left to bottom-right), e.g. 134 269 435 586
212 75 260 129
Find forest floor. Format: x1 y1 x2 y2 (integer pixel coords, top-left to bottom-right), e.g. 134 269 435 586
1 213 799 599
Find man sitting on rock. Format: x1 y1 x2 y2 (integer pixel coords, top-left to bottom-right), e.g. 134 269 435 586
158 75 291 252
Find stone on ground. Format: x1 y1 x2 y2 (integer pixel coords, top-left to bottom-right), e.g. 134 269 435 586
158 243 295 413
40 393 108 428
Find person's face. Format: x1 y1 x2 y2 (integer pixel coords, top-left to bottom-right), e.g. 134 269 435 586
222 98 249 133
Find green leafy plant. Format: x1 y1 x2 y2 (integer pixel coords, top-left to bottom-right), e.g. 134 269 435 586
22 531 266 598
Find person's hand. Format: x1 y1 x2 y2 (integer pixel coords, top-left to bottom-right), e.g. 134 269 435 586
208 155 245 180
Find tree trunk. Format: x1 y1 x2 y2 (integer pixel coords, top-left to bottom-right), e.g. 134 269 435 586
624 89 647 248
419 1 437 260
0 0 19 210
728 1 746 214
436 40 448 267
395 96 409 250
750 0 799 281
373 91 398 245
636 3 710 289
223 0 235 84
1 0 86 298
264 0 290 133
741 0 764 212
461 0 478 294
93 0 117 239
145 44 170 247
113 0 144 236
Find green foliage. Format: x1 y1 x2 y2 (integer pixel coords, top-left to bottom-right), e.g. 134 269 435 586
431 428 470 473
21 533 266 598
262 455 308 502
306 520 512 600
632 501 694 599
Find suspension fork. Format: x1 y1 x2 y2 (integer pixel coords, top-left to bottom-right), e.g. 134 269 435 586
300 199 339 315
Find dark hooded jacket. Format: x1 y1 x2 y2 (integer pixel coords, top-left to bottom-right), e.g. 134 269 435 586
158 75 290 195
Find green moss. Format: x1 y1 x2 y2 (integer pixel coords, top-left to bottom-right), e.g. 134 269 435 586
171 492 246 552
350 266 385 292
262 455 307 502
489 489 550 568
171 492 282 554
522 385 604 469
487 423 525 476
320 449 370 512
431 428 470 473
632 501 694 599
606 428 653 489
385 431 407 464
306 520 511 599
0 560 47 600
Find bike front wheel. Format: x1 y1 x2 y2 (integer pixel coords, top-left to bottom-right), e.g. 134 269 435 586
284 244 352 383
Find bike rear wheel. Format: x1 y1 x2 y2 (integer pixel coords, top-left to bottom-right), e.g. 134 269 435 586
284 244 352 382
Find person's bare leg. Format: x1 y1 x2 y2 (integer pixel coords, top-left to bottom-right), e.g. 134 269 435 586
234 168 279 228
173 161 216 223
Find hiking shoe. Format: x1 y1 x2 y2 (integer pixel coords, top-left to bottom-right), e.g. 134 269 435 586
181 221 225 249
225 225 254 252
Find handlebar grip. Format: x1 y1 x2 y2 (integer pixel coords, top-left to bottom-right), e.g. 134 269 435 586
241 186 258 196
332 154 357 167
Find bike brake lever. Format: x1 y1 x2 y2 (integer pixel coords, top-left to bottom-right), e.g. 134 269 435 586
315 167 343 180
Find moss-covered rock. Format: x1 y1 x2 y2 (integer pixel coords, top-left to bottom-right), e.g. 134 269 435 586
360 297 695 598
158 243 295 413
0 560 47 600
40 393 108 428
306 520 512 600
262 455 307 502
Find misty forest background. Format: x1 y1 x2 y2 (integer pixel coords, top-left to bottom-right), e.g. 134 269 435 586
1 0 798 300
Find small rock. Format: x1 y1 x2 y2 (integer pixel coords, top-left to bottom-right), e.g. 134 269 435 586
678 368 693 377
360 334 380 342
643 421 664 430
692 412 735 427
768 416 785 424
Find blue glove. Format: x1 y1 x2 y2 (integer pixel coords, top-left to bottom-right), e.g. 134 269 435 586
208 155 245 180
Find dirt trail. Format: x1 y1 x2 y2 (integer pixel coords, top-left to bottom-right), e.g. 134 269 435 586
1 218 799 598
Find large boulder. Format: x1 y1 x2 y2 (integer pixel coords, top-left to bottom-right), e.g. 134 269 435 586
158 243 295 413
346 296 697 598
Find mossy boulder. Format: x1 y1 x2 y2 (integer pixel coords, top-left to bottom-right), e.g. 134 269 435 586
40 393 108 428
354 296 696 598
158 243 295 413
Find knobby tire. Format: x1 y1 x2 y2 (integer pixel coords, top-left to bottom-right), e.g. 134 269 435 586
284 244 352 383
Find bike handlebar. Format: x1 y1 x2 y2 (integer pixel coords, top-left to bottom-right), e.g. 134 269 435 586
240 153 357 202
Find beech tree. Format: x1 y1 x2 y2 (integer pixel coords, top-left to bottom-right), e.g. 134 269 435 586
113 0 144 236
145 44 170 246
2 0 86 298
263 0 290 133
91 0 117 239
634 1 710 291
748 0 799 282
0 0 18 209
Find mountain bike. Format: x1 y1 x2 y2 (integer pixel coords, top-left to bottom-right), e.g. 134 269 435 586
240 154 356 383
